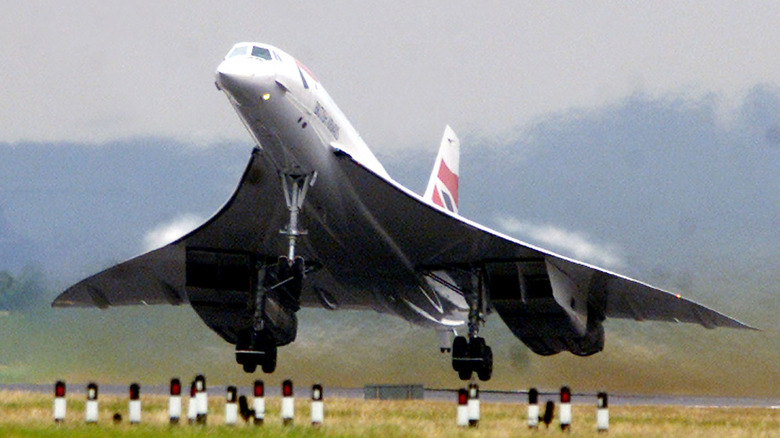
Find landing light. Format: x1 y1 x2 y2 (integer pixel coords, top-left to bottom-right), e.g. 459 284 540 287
262 93 271 101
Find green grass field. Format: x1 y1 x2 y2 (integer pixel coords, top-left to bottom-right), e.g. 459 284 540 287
0 390 778 437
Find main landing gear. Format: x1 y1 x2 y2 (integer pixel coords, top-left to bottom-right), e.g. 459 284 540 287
451 272 493 381
236 171 316 374
235 255 305 373
452 335 493 381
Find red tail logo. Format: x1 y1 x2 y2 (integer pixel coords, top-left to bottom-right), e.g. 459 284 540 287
432 160 458 212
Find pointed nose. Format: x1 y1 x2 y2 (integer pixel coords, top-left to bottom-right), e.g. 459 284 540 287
215 58 276 106
215 60 252 90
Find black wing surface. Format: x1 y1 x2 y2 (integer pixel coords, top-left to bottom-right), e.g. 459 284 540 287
53 147 286 308
327 149 753 330
53 146 753 331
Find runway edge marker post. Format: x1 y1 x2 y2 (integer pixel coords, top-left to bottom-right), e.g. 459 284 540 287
527 388 539 429
53 380 66 423
85 383 98 424
468 383 480 428
195 374 208 425
311 384 324 427
187 380 197 424
254 380 265 425
597 392 609 433
169 378 182 425
128 383 141 424
560 386 571 431
225 386 238 425
456 388 468 427
282 379 294 426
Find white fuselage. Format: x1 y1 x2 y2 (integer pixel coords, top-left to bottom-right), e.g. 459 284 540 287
216 44 388 180
215 43 468 328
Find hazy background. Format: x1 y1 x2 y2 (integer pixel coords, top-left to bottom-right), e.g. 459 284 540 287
1 3 779 396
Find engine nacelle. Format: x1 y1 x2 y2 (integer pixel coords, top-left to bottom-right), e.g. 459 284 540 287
185 248 299 348
487 258 605 356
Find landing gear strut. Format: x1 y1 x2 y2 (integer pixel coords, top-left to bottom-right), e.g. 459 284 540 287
236 256 304 373
236 171 316 374
452 270 493 381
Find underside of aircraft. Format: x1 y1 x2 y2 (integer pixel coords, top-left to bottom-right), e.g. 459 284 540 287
53 42 753 381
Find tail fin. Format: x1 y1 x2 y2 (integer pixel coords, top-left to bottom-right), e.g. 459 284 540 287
423 125 460 214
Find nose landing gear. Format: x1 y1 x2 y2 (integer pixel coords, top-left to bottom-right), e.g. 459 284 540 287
235 255 306 373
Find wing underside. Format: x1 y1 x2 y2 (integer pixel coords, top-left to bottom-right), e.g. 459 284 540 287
53 145 754 344
53 147 284 308
327 149 754 332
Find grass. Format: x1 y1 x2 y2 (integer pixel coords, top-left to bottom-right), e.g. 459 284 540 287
0 390 778 437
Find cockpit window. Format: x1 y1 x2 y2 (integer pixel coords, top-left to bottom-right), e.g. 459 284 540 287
227 45 249 58
251 46 272 60
226 44 275 61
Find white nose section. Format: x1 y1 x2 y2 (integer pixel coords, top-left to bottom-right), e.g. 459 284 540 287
215 58 276 106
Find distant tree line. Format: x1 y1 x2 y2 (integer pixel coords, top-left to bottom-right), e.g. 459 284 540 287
0 266 47 311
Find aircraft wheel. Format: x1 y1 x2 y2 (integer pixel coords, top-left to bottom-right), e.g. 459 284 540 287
458 368 473 381
277 256 290 280
451 336 468 372
261 346 277 374
477 346 493 381
243 361 257 373
292 257 305 279
469 337 486 358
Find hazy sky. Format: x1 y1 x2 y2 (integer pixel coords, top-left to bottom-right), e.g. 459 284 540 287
4 2 780 149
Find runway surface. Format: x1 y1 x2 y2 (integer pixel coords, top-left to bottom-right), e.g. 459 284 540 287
2 383 778 408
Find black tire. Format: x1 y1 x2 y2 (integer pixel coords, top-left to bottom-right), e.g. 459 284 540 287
243 361 257 373
261 346 277 374
451 336 468 371
477 346 493 381
469 337 486 358
458 368 473 381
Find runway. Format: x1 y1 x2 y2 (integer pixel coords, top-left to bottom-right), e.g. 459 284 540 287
2 384 778 408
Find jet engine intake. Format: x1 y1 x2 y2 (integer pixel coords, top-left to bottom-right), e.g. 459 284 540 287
486 259 604 356
185 249 300 348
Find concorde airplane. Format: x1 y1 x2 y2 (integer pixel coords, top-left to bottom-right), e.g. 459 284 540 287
53 43 753 380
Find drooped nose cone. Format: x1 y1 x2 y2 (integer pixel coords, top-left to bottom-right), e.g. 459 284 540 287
215 57 276 107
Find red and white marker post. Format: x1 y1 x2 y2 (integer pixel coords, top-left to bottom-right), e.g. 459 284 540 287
597 392 608 433
527 388 539 429
128 383 141 425
281 379 294 426
187 380 197 424
195 374 208 425
169 378 182 424
311 384 324 427
456 388 468 427
253 380 265 425
467 383 480 428
225 386 238 426
53 381 66 423
85 383 98 424
559 386 572 431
